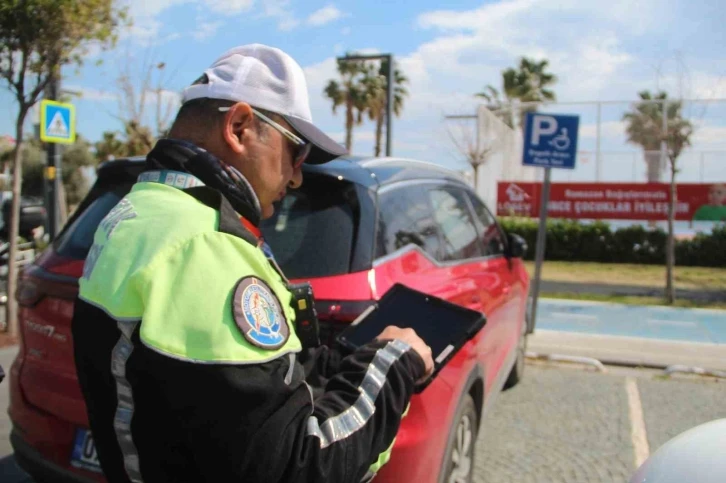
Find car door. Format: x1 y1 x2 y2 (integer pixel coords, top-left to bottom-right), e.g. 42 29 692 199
373 182 453 300
424 185 485 312
465 190 523 379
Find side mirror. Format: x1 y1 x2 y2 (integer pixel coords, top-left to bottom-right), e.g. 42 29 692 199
507 233 528 259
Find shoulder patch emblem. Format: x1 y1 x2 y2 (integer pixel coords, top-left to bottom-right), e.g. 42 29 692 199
232 277 290 350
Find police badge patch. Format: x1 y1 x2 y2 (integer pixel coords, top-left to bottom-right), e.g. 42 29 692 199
232 277 290 349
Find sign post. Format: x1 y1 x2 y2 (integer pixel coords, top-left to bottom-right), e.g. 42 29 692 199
522 112 579 331
40 97 75 238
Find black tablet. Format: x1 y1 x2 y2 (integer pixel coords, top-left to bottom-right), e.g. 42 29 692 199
336 283 486 392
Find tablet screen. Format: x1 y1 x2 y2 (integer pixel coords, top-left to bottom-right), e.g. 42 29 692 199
336 284 486 365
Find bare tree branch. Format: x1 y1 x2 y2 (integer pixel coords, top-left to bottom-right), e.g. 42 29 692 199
446 119 495 169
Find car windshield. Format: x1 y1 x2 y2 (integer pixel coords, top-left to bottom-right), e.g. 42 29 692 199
260 174 358 279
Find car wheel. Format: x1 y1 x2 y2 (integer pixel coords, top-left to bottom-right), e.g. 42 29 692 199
503 329 527 390
441 394 478 483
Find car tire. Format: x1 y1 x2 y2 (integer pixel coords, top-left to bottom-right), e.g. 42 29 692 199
503 329 527 390
440 394 478 483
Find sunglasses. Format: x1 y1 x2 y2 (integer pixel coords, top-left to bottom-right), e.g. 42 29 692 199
219 106 311 168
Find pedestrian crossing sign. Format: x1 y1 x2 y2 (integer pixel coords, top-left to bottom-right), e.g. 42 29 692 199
40 99 76 144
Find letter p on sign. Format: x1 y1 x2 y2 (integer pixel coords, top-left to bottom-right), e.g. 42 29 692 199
531 115 557 146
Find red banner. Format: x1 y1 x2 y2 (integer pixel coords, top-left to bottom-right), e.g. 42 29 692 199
496 182 726 221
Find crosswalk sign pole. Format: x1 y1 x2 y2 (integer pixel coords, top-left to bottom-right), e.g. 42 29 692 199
40 76 70 239
45 78 60 239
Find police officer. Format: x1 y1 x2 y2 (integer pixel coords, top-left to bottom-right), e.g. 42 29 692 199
72 44 434 483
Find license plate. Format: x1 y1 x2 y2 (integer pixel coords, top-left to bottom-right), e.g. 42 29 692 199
70 428 103 473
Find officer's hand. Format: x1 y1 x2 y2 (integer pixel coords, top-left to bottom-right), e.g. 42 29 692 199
376 326 434 383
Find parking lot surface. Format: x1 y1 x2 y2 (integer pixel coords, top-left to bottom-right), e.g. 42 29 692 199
473 362 726 483
2 350 725 483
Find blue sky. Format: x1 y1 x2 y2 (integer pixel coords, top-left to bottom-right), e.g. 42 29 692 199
2 0 726 183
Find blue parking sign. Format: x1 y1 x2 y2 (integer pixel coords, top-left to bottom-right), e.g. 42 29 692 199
40 100 76 144
522 112 579 169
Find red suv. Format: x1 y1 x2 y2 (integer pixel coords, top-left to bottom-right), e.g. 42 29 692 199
9 155 530 483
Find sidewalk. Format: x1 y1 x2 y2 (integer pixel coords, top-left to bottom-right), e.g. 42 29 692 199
529 329 726 371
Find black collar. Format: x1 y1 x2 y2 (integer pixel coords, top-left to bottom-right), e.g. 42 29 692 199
144 138 263 227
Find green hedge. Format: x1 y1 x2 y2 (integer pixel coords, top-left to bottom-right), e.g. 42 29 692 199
500 218 726 267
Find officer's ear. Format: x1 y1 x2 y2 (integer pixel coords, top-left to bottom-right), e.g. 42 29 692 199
221 102 256 155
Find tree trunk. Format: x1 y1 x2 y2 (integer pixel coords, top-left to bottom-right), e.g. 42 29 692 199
374 108 384 157
59 180 69 226
344 97 353 152
5 112 28 336
472 163 479 192
665 160 677 304
644 150 663 182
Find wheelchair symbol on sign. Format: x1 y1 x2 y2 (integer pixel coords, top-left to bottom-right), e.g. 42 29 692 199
548 128 570 151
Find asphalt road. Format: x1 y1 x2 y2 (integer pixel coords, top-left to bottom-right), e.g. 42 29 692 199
537 298 726 344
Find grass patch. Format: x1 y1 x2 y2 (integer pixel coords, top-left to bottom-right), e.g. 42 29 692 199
541 291 726 310
525 261 726 291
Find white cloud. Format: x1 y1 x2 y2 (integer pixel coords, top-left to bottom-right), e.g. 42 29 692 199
192 21 222 41
297 0 719 171
329 130 375 144
258 0 300 31
303 57 338 114
692 125 726 147
203 0 253 14
124 0 190 19
655 72 726 100
151 89 182 110
417 0 536 32
307 5 346 26
121 0 186 40
278 18 301 31
122 0 249 41
579 121 627 140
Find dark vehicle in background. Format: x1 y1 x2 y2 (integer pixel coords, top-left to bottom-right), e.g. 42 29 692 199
0 196 47 241
8 155 530 483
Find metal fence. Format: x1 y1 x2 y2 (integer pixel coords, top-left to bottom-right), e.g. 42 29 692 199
446 98 726 213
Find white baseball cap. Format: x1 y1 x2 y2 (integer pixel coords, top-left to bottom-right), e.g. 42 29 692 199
182 44 347 165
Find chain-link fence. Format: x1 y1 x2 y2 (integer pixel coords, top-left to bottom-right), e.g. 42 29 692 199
452 98 726 217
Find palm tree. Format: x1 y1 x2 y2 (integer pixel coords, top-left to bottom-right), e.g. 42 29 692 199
362 59 409 157
623 91 673 183
323 57 369 152
475 85 514 128
477 57 557 132
623 90 694 304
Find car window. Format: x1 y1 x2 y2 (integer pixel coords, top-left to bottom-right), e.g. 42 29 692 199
54 190 127 260
428 187 482 262
467 192 506 257
260 174 358 279
376 186 441 261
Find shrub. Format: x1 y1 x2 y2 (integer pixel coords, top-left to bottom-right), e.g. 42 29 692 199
499 218 726 267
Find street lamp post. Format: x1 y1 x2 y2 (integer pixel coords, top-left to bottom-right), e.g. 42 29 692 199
336 53 394 156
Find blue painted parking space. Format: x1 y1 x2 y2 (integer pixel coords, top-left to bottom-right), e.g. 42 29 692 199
536 299 726 344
